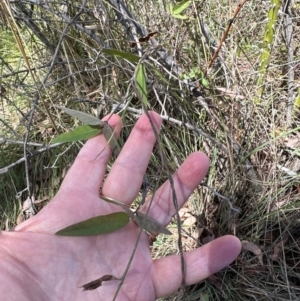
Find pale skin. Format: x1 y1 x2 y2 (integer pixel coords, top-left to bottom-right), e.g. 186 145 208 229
0 112 242 301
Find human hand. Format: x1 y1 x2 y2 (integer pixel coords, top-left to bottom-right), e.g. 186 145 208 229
0 112 241 301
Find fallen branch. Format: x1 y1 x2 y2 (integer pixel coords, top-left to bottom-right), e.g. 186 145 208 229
0 142 63 175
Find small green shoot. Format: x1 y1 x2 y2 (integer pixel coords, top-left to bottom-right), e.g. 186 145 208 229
169 0 191 19
182 67 210 88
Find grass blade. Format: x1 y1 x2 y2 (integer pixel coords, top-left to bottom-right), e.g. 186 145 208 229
135 63 147 106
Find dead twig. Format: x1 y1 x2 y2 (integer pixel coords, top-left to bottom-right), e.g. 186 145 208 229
0 142 63 175
204 0 249 74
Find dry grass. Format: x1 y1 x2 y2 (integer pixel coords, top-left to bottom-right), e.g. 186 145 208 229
0 0 300 300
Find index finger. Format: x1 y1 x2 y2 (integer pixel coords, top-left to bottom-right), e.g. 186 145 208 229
59 114 123 195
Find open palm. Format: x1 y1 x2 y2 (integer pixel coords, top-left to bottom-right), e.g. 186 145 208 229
0 112 241 301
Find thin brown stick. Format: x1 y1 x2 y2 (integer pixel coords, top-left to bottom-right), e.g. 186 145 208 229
204 0 249 74
142 109 187 297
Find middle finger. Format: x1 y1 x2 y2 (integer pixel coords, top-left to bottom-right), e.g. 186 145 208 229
102 112 161 205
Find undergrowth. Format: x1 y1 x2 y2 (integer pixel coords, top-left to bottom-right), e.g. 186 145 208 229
0 0 300 300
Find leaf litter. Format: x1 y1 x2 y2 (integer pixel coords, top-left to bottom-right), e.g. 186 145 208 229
242 240 264 266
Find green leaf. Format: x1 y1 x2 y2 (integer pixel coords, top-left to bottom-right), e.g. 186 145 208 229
171 0 191 15
55 212 130 236
100 195 172 236
201 78 210 89
103 123 121 156
135 63 147 106
51 124 101 144
55 105 104 125
102 48 140 63
134 212 172 236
